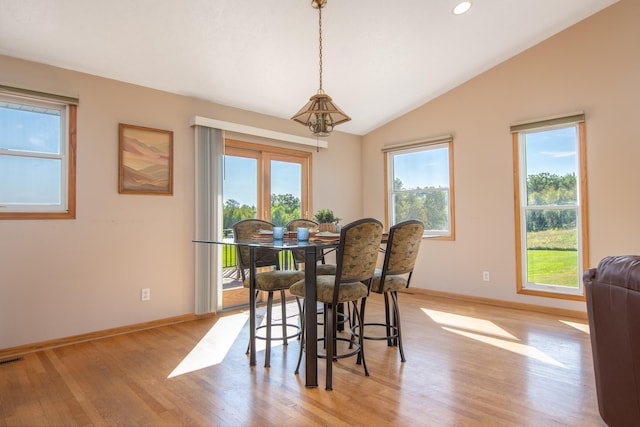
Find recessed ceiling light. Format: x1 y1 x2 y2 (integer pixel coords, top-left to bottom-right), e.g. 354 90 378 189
453 1 472 15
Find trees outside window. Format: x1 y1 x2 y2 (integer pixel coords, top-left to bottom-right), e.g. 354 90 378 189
384 138 454 239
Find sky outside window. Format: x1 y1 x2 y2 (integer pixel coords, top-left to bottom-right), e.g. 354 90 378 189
271 160 301 199
524 127 577 176
223 157 301 207
223 156 257 206
393 147 449 189
0 103 63 204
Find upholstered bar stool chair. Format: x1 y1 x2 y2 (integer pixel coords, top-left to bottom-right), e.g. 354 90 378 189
233 219 303 368
356 219 424 362
290 218 383 390
285 218 336 275
286 218 346 331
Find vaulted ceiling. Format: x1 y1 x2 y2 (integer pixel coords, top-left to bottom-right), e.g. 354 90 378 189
0 0 619 135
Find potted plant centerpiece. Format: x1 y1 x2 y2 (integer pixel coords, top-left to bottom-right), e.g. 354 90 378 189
313 209 341 233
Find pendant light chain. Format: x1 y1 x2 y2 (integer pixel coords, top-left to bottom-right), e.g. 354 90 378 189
318 5 323 92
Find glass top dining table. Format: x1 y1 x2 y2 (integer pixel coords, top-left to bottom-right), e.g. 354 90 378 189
193 236 340 388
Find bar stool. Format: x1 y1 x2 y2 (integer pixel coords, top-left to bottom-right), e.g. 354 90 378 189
233 219 302 368
355 219 424 362
290 218 383 390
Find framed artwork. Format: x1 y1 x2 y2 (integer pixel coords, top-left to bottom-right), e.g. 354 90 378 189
118 123 173 195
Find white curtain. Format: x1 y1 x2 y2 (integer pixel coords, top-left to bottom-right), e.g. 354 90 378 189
194 126 224 314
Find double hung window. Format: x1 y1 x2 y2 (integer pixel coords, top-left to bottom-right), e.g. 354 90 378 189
384 136 454 239
512 113 588 299
0 87 77 219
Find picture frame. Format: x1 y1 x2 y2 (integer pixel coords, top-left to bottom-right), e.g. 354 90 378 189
118 123 173 195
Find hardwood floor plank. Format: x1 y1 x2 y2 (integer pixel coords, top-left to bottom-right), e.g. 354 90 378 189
0 293 606 426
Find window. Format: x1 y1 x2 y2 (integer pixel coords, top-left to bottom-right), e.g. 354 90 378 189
223 140 311 230
512 113 588 299
384 136 455 239
0 87 77 219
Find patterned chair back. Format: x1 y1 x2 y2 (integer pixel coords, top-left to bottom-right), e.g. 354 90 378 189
335 218 383 283
232 219 279 279
384 220 424 277
286 219 321 264
286 218 319 234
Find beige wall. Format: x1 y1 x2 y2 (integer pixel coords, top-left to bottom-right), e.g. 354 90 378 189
363 0 640 313
0 56 362 349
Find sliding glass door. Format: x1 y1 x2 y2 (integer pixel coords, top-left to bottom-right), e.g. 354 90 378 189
221 140 311 309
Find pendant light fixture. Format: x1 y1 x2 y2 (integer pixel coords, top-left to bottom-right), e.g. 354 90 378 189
292 0 350 137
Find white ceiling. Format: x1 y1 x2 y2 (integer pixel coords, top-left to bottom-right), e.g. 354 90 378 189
0 0 619 135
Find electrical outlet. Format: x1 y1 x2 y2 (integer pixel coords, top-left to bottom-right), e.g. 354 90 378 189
482 271 490 282
141 288 151 301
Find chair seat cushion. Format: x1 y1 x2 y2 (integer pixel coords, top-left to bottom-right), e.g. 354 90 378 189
290 275 369 303
370 268 409 293
243 270 305 291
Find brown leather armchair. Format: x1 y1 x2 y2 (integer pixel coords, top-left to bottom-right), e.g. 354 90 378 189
584 255 640 427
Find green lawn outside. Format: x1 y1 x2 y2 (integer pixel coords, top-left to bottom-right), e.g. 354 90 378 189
526 229 579 287
527 228 576 250
527 249 579 287
222 244 237 268
222 244 295 269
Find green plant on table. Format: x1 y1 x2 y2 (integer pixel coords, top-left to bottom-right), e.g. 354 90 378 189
313 208 341 224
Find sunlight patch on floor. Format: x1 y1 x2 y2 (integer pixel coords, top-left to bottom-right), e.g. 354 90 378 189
421 308 518 340
559 319 590 334
422 308 565 367
442 327 565 367
168 311 248 378
167 302 300 378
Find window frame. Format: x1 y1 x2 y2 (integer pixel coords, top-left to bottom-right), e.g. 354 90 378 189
0 89 77 220
512 117 589 300
384 137 455 240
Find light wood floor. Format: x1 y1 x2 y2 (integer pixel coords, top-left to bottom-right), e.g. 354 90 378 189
0 292 606 426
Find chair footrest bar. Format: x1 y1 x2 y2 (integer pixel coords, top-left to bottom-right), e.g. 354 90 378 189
255 323 301 341
351 322 399 341
316 337 361 360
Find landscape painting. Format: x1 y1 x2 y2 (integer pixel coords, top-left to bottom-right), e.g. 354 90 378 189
118 124 173 195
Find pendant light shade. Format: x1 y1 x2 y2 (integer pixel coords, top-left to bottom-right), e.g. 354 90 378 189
292 0 350 137
291 91 350 137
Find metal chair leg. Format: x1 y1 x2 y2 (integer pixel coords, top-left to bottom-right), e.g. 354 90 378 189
391 291 406 362
280 290 288 346
356 299 369 376
356 299 364 364
294 298 305 375
383 292 395 346
246 290 260 355
325 303 335 391
264 291 274 368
